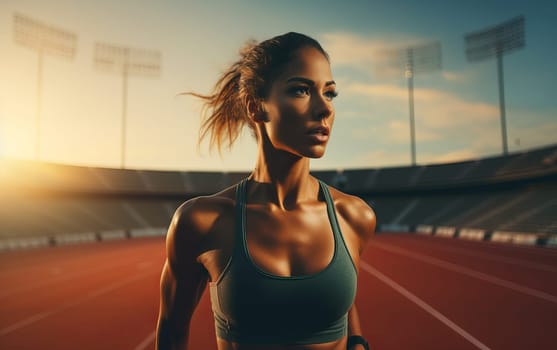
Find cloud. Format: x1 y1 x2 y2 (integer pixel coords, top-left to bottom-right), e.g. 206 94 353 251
347 83 407 100
321 30 555 169
507 117 557 152
351 126 379 140
320 31 427 71
330 115 557 169
322 31 474 83
323 30 500 153
387 120 442 143
342 81 505 163
431 150 479 163
345 82 499 128
442 71 468 82
350 149 412 168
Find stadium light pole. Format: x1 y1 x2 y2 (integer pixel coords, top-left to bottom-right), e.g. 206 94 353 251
465 16 525 156
13 13 77 160
94 43 161 169
375 42 442 166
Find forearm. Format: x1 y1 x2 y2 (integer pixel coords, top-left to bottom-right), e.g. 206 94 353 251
156 318 188 350
347 304 362 337
347 304 368 350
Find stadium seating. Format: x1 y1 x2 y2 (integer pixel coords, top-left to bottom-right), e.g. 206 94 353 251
1 144 555 246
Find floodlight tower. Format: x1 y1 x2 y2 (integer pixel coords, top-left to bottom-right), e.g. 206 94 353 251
94 43 161 168
13 13 77 160
465 16 525 155
375 42 441 166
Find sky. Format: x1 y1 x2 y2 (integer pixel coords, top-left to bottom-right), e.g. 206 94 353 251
0 0 556 171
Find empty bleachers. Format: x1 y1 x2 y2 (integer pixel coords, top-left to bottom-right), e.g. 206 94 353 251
415 161 477 186
372 166 422 189
368 182 557 234
1 143 556 242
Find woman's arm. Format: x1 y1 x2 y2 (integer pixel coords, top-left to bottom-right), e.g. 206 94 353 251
347 304 366 349
347 304 362 336
343 194 376 350
156 202 209 350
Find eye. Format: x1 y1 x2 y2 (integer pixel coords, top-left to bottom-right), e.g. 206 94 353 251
288 86 310 97
324 90 338 101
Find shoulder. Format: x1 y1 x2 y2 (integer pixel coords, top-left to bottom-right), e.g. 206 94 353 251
166 184 237 261
172 186 236 234
325 184 376 243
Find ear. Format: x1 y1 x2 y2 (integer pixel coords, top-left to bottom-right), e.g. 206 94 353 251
246 98 268 123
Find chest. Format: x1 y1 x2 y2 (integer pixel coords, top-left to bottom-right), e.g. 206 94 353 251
212 204 358 339
199 201 359 282
243 205 336 277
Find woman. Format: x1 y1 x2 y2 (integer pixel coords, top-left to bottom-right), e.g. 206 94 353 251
156 32 375 350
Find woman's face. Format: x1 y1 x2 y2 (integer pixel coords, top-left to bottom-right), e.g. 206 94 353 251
260 46 337 159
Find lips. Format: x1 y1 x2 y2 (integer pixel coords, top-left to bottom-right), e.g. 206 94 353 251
307 126 330 136
307 126 330 143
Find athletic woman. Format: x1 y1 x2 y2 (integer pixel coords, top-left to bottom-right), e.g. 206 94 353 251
156 32 375 350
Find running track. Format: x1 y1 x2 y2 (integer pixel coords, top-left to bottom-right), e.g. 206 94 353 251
0 234 556 350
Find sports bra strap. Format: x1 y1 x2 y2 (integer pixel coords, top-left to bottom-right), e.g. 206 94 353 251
235 178 248 254
236 179 342 238
318 180 343 241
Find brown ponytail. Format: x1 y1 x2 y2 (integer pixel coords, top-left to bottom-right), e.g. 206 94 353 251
187 52 252 153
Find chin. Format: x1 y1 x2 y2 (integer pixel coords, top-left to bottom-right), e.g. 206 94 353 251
284 143 327 159
309 152 326 159
305 148 327 159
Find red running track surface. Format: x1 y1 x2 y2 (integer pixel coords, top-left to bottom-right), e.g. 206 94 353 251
0 234 556 350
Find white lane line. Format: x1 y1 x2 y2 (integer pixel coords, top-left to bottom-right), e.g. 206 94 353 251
415 234 557 256
0 243 160 299
361 261 492 350
0 260 140 299
134 330 156 350
0 246 152 299
400 238 557 273
371 241 557 305
0 269 156 336
0 311 53 336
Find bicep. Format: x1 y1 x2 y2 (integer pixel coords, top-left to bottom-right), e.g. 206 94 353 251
159 259 207 329
158 207 209 333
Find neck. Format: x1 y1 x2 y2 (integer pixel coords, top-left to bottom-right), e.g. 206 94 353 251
249 142 314 210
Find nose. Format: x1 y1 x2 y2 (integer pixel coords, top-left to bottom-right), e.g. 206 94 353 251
312 94 334 121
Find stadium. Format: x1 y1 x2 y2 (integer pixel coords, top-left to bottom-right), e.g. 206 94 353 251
2 2 557 350
1 144 556 248
1 143 556 349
